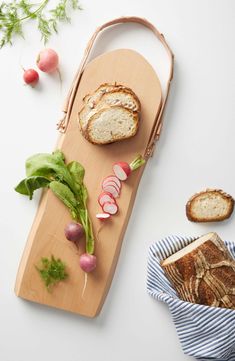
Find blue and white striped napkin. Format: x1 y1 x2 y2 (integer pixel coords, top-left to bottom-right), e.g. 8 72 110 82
147 235 235 361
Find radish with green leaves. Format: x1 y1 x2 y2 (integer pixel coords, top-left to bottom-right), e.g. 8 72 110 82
113 155 145 181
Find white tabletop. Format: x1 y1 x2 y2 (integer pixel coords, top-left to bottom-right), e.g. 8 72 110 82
1 1 234 360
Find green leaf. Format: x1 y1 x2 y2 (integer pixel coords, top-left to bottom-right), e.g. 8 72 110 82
0 0 82 49
15 176 50 199
25 151 77 194
49 180 78 220
67 160 85 189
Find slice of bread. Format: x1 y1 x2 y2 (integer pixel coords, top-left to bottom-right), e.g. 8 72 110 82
98 89 141 112
78 83 141 144
86 106 138 144
79 83 127 133
186 189 234 222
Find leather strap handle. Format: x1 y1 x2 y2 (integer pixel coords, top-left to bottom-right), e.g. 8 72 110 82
57 16 174 158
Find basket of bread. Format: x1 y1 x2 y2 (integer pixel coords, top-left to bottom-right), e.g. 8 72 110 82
147 232 235 360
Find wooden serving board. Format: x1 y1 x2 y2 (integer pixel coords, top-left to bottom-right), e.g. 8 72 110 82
15 48 162 317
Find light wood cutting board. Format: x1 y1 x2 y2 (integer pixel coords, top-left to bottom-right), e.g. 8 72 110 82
15 48 162 317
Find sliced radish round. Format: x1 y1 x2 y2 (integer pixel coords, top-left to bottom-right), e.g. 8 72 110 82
98 192 116 206
102 180 120 193
102 175 121 189
96 213 111 220
113 162 131 181
102 184 119 198
102 202 118 215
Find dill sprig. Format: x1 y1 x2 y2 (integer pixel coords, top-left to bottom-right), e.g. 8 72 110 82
0 0 82 48
36 255 68 291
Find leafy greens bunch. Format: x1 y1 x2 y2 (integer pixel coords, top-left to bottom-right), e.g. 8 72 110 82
0 0 82 48
15 150 95 255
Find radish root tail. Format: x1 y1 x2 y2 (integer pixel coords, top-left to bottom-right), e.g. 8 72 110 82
81 272 88 300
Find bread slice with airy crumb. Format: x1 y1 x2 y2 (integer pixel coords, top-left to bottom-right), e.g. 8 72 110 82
186 189 234 222
86 106 138 144
79 83 127 133
79 83 119 133
79 85 141 134
98 89 141 112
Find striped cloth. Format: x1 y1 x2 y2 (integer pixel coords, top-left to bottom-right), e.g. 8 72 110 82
147 235 235 361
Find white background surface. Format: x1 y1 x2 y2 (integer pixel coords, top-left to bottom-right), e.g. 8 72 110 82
0 1 234 360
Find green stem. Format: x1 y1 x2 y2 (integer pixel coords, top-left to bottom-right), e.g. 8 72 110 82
19 0 49 22
78 211 95 255
130 155 145 171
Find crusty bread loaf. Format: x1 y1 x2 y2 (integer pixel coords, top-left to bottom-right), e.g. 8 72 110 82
78 83 141 144
161 232 235 309
186 189 234 222
86 106 138 144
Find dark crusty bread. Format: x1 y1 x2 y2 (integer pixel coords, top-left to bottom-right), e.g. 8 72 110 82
161 232 235 309
186 189 234 222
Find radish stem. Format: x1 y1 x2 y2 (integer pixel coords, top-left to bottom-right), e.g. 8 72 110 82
130 155 145 171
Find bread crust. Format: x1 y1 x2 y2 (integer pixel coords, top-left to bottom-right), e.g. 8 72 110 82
186 189 234 222
86 106 139 145
99 88 141 112
161 232 235 309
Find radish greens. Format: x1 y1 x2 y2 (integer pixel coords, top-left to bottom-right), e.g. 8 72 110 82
15 150 95 255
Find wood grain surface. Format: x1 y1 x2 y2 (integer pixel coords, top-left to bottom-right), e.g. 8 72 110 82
15 49 162 317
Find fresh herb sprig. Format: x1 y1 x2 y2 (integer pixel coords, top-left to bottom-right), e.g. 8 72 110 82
36 255 68 291
0 0 82 48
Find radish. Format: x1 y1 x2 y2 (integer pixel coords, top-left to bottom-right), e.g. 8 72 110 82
102 202 118 215
102 184 119 198
102 180 120 194
102 175 121 189
98 192 116 206
37 48 59 73
23 68 39 86
79 253 97 272
113 155 146 181
64 221 84 243
96 213 111 220
102 179 121 191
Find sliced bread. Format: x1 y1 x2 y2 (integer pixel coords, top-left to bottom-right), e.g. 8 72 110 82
98 89 141 112
78 83 141 144
86 106 138 144
79 83 126 133
186 189 234 222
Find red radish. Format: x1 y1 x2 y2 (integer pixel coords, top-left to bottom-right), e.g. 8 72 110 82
102 184 119 198
102 181 120 194
102 202 118 215
37 48 59 73
96 213 111 220
98 192 116 206
102 179 121 191
102 175 121 189
113 155 146 181
79 253 97 272
23 68 39 86
64 221 84 243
